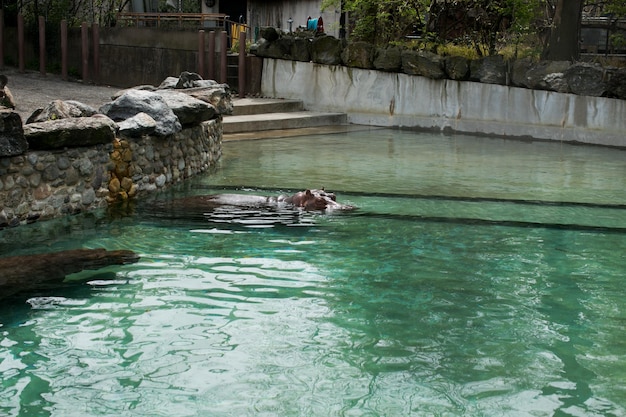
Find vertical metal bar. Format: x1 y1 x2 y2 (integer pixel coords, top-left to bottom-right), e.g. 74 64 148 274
92 23 99 83
220 31 227 84
198 30 205 78
81 22 89 81
61 20 68 80
238 32 246 98
0 9 5 69
18 14 25 72
208 31 215 80
38 16 46 75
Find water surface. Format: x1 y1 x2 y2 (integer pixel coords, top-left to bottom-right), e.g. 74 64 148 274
1 129 625 416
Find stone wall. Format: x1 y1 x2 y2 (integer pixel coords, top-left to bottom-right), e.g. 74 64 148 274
0 120 221 228
261 58 626 148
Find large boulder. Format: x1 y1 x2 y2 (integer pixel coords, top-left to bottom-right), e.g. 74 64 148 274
0 75 16 109
444 55 470 80
374 46 402 72
607 68 626 100
100 89 182 136
513 60 570 92
26 99 98 124
291 37 312 62
180 84 233 115
116 112 157 137
470 55 507 85
259 26 280 42
24 115 116 150
0 110 27 156
157 90 216 125
563 63 607 97
402 50 445 79
311 35 343 65
341 41 375 69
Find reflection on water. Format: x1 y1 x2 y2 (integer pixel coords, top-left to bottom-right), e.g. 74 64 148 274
1 130 625 416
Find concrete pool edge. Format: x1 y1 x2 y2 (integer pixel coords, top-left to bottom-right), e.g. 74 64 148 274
261 59 626 149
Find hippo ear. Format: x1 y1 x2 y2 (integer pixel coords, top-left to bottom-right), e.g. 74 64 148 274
305 189 312 196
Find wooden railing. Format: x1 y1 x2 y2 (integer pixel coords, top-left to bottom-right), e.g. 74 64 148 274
115 13 251 46
116 12 229 29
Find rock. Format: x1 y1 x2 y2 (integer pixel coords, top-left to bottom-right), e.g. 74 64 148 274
563 63 607 97
260 26 280 42
116 112 157 137
0 110 27 156
100 89 182 136
157 90 216 125
291 37 312 62
23 115 117 150
513 60 570 92
179 84 233 115
374 46 402 72
402 50 445 79
26 99 99 123
311 35 343 65
156 77 179 90
469 55 507 85
510 57 535 87
65 100 99 117
607 68 626 100
341 41 375 69
176 71 203 88
257 37 293 59
112 85 157 99
444 55 470 80
0 75 16 109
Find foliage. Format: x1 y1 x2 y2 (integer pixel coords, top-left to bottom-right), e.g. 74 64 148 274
322 0 430 45
17 0 131 27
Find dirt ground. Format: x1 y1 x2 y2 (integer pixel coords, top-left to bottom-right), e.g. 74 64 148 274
2 68 120 121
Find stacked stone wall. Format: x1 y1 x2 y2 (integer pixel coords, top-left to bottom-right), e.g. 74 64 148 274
0 119 222 228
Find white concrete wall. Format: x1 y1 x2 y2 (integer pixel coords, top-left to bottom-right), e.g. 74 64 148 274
248 0 340 38
261 58 626 148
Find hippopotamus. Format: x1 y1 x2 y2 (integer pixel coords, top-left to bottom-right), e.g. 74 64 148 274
167 189 355 212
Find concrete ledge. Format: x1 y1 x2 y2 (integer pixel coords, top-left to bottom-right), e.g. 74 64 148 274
223 111 347 133
261 59 626 148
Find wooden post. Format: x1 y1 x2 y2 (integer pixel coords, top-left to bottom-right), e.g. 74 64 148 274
0 10 5 69
81 22 89 81
92 23 100 83
238 32 246 98
38 16 46 76
61 20 68 80
220 31 227 84
17 14 25 72
198 30 205 78
208 31 215 81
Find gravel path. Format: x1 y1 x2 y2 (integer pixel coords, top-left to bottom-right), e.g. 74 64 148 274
2 68 120 121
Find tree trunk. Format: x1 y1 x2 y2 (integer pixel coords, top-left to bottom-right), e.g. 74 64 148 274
541 0 583 61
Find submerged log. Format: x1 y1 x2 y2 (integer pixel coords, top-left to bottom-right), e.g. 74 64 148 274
0 248 139 299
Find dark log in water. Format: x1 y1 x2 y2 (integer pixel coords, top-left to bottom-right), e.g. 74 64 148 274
0 248 140 299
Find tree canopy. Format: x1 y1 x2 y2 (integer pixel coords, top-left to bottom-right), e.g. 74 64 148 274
323 0 626 59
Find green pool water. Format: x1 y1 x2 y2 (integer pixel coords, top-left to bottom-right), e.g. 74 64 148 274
1 129 625 416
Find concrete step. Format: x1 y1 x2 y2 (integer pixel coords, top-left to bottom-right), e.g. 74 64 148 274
231 98 304 116
223 111 348 134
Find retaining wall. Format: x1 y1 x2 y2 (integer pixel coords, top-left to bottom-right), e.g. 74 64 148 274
261 59 626 148
0 120 221 228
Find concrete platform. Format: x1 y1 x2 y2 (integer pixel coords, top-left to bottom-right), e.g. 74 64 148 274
223 124 377 141
231 98 304 116
223 111 348 134
223 97 348 136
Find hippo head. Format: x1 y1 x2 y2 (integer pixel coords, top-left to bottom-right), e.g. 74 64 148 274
288 189 355 211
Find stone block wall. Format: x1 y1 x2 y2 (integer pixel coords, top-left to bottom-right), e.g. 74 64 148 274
0 119 221 228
